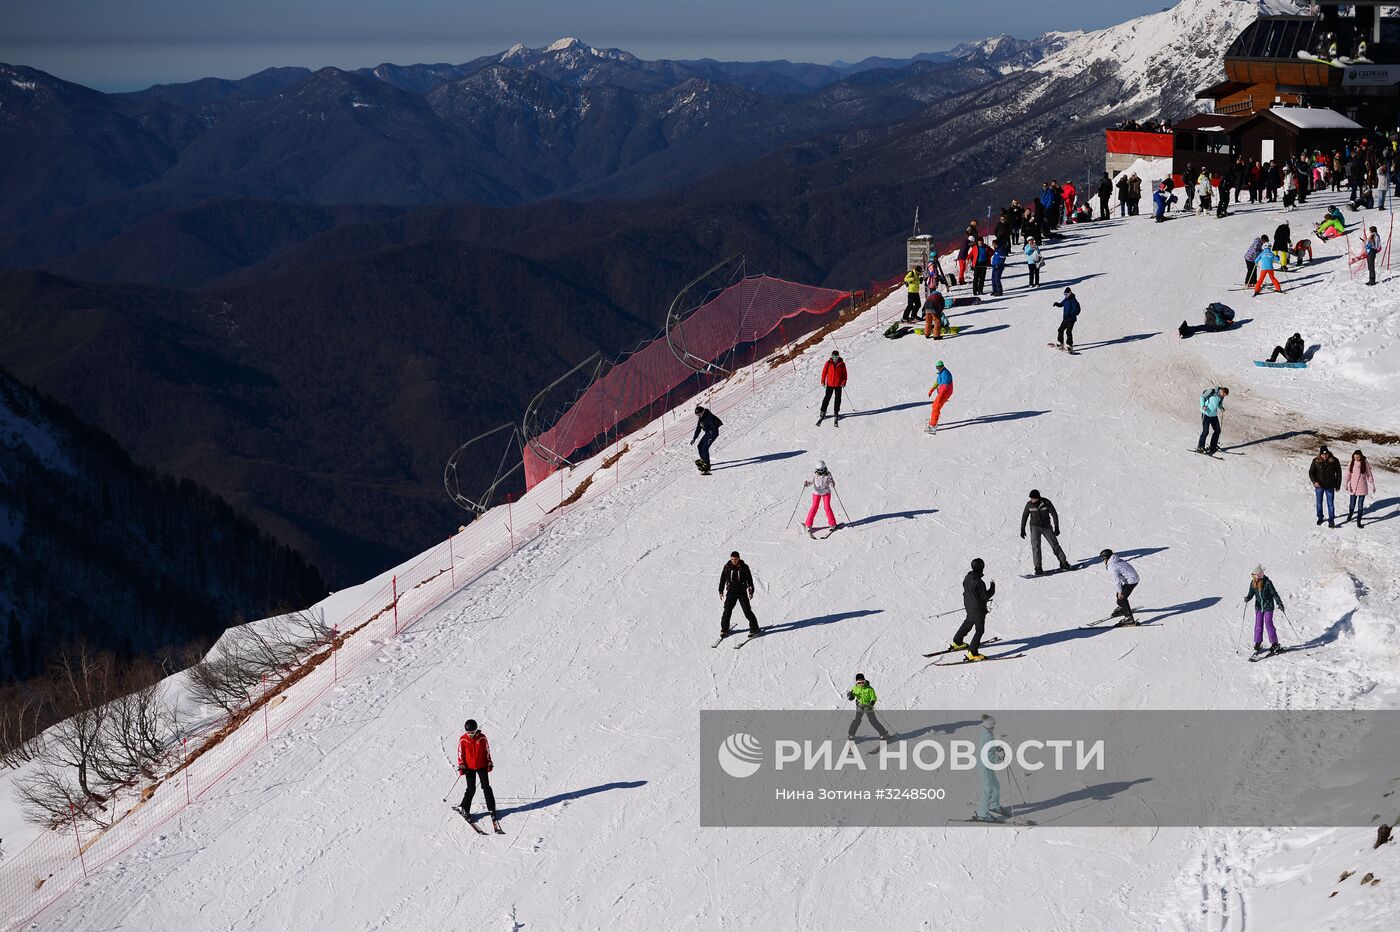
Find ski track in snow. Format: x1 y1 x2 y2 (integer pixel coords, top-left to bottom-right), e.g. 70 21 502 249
21 205 1400 928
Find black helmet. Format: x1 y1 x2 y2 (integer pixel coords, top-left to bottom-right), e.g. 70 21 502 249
970 558 985 572
694 406 704 415
1029 489 1041 499
464 719 478 732
1099 549 1113 561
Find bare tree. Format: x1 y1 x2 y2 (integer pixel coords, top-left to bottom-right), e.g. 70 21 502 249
184 610 330 714
0 683 47 768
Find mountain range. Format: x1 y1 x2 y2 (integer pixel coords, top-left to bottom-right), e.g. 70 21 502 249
0 0 1274 602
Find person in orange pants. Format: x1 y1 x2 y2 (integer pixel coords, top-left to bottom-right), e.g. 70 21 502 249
926 361 953 433
1252 243 1283 296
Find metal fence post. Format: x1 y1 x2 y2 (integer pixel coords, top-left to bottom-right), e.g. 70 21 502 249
392 576 399 636
70 803 87 877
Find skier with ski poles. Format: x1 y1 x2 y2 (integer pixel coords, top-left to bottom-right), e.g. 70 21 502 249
925 361 953 434
1243 566 1284 656
801 461 838 538
817 351 847 426
950 558 996 661
1100 549 1139 625
973 714 1011 822
718 551 760 640
846 673 892 743
1020 490 1072 576
1363 226 1381 286
691 405 722 474
455 719 502 833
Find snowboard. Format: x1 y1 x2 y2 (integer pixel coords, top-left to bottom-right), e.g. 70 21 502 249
884 325 915 339
1254 360 1307 369
1020 564 1079 580
695 458 711 475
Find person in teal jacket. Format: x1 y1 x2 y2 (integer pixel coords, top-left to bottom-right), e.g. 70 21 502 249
1243 566 1284 654
1196 386 1229 454
975 714 1011 822
846 673 891 742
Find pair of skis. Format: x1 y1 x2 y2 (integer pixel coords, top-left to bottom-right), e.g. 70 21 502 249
1247 645 1297 663
921 638 1026 665
815 414 841 427
711 630 764 649
452 804 504 835
1047 342 1078 355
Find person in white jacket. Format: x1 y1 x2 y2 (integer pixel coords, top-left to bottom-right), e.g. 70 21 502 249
1196 176 1213 216
802 461 838 537
1100 549 1140 625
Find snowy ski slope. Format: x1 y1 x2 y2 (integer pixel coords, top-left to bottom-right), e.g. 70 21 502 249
23 181 1399 929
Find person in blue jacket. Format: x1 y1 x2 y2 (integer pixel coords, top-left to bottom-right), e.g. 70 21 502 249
1196 386 1229 455
1252 243 1282 296
1152 182 1175 222
1052 287 1080 350
990 238 1007 296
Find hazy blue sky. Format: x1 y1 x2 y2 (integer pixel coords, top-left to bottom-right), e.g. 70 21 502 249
2 0 1170 91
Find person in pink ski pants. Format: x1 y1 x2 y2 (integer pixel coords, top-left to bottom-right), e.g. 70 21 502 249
802 461 837 537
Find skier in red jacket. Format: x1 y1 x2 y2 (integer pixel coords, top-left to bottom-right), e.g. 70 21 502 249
456 719 500 831
818 350 848 426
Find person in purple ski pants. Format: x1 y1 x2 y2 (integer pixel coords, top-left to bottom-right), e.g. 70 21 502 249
1243 566 1285 655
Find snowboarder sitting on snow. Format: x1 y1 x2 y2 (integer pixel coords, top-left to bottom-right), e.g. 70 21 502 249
819 351 847 423
718 551 759 638
1021 489 1072 576
691 406 722 472
1243 566 1284 655
456 719 500 831
1100 549 1139 625
846 673 892 742
1196 386 1228 455
1315 207 1345 239
1052 287 1080 350
951 558 995 661
801 461 838 537
1267 333 1305 364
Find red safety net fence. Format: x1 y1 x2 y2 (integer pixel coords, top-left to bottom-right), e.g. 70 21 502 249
523 275 850 489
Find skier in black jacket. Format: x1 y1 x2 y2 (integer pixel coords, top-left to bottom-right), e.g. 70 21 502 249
1020 490 1072 575
692 406 722 473
951 558 996 660
718 551 760 638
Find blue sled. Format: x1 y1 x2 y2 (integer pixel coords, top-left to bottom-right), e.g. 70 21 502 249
1254 360 1307 368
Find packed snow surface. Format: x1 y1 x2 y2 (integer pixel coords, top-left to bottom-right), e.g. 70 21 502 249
17 160 1399 930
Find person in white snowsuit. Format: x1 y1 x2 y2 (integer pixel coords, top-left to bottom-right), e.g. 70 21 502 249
802 462 837 537
1101 549 1139 624
976 715 1010 822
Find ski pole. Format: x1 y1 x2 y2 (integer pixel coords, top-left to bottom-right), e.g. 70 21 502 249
1279 605 1302 640
785 488 807 529
834 488 853 525
1238 601 1250 653
442 772 462 803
